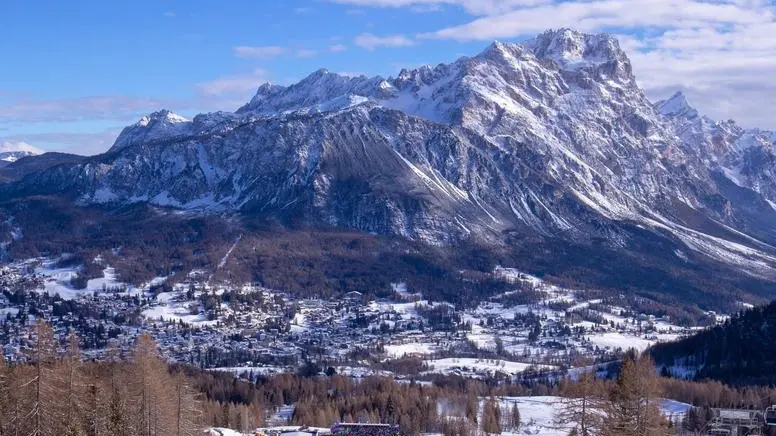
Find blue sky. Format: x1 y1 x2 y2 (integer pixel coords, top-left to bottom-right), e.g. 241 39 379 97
2 0 775 155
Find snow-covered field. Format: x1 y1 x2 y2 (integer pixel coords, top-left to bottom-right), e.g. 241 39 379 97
208 396 692 436
28 258 152 300
385 342 438 357
142 293 218 326
424 358 556 377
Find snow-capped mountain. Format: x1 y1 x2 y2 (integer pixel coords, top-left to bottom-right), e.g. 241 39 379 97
5 29 776 277
0 141 42 165
657 91 776 204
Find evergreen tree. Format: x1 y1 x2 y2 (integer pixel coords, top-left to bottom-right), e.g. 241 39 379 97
171 372 201 436
509 403 521 431
465 392 478 425
131 334 172 436
26 319 60 436
61 333 84 436
481 398 501 435
603 355 667 436
555 371 605 436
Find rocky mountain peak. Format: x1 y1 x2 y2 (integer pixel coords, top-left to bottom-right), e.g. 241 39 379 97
110 109 191 152
656 91 699 119
521 28 632 81
138 109 189 126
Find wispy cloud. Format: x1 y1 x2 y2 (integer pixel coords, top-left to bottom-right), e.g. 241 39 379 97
295 48 319 58
233 45 287 59
163 11 176 17
294 7 313 13
196 68 270 97
329 43 348 53
329 0 551 16
418 0 770 40
0 96 173 124
3 130 121 156
354 33 414 50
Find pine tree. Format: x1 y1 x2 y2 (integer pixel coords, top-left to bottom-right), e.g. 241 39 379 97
509 403 521 431
0 355 8 436
171 372 201 436
106 345 130 436
465 392 478 425
60 333 84 436
82 383 104 436
481 398 501 435
26 319 60 436
6 364 35 436
555 371 605 436
603 356 667 436
107 387 130 436
131 334 173 436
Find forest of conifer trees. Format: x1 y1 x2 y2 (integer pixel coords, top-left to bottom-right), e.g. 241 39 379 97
5 321 776 435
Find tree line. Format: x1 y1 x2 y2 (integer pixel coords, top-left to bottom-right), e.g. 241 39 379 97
0 320 261 436
7 321 776 436
650 300 776 386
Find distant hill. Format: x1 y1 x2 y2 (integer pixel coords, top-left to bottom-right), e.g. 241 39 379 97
650 301 776 386
0 152 85 183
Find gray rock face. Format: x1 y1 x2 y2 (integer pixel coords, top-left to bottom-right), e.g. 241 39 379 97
8 29 776 276
657 91 776 204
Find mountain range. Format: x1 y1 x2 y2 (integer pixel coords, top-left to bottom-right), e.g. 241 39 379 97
2 28 776 314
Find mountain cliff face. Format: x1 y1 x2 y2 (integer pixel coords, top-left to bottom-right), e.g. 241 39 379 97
657 91 776 204
5 29 776 280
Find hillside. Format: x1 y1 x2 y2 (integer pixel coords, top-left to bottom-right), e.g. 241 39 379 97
650 301 776 386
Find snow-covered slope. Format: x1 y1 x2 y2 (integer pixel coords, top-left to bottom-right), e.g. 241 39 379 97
656 90 776 246
0 141 42 164
6 29 776 277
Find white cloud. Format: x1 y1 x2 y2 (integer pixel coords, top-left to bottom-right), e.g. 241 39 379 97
329 0 551 15
3 130 121 156
354 33 414 50
294 7 313 13
329 43 348 52
418 0 771 41
163 11 176 17
233 46 287 59
337 71 367 78
196 68 270 97
0 96 173 123
295 48 319 58
628 22 776 129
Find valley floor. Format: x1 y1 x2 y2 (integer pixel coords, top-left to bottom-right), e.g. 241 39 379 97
0 258 708 381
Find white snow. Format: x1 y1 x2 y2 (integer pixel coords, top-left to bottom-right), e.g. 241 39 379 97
142 297 217 326
425 358 555 377
33 261 133 300
384 342 437 357
585 332 655 352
